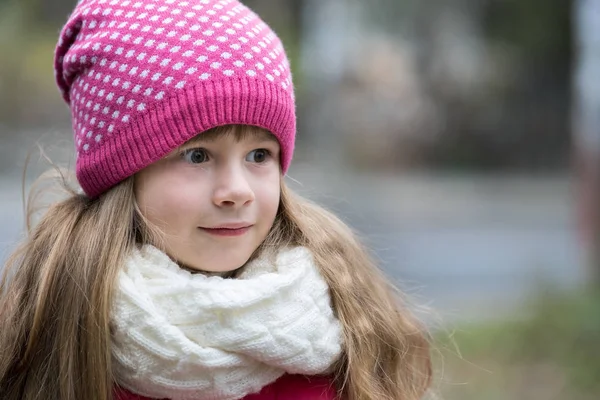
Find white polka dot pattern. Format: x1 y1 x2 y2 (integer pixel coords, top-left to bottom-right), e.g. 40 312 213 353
57 0 291 154
54 0 296 197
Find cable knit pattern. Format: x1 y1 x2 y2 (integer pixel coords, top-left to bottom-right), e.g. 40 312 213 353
111 246 343 400
54 0 296 198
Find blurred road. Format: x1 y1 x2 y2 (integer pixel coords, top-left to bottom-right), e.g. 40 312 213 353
0 166 582 324
287 165 582 324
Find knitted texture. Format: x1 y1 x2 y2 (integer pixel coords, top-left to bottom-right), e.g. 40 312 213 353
111 245 343 400
54 0 296 197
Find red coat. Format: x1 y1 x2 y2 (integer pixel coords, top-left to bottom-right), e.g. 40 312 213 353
113 374 338 400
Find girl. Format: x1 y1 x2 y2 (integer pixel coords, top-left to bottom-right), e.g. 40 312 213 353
0 0 432 399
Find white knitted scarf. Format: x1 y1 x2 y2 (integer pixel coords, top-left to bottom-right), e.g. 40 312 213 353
111 245 343 400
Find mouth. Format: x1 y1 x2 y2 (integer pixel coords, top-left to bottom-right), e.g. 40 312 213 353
198 223 253 237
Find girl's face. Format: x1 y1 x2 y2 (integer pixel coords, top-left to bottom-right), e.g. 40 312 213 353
134 127 281 274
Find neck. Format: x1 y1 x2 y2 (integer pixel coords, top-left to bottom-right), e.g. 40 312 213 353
178 263 237 278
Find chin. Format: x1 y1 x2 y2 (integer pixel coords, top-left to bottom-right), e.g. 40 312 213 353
217 258 250 273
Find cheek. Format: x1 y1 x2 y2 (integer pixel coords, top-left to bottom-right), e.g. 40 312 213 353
136 170 199 229
257 173 281 219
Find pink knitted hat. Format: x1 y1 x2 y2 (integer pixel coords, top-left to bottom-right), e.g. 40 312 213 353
54 0 296 198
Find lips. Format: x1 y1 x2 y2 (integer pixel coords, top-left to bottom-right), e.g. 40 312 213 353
198 223 253 237
205 223 253 230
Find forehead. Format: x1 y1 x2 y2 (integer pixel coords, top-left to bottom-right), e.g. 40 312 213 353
185 125 278 146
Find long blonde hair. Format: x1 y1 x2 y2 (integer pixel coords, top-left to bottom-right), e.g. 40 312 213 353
0 126 432 400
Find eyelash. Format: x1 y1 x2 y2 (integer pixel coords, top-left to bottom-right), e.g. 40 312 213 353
179 148 273 164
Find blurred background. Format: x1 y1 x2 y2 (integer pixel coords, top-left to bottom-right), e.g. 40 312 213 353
1 0 599 398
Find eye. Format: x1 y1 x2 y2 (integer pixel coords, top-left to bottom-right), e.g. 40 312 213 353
245 149 270 163
182 148 208 164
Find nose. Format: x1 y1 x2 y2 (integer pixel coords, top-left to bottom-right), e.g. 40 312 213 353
212 165 255 208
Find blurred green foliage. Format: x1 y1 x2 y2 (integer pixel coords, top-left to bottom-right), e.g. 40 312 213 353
437 289 600 400
0 1 64 126
484 0 572 65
